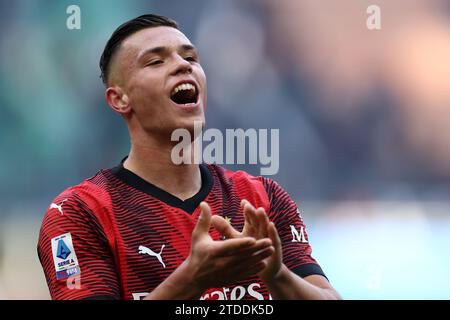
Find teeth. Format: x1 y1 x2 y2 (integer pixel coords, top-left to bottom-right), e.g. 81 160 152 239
172 83 196 95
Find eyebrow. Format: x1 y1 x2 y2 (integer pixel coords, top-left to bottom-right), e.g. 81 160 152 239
137 44 198 61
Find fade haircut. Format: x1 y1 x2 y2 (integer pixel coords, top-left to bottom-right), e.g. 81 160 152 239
99 14 179 86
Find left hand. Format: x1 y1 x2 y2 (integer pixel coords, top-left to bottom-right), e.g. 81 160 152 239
211 199 283 282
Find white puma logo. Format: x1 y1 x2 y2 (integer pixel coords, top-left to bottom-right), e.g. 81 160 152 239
49 199 68 215
138 245 166 268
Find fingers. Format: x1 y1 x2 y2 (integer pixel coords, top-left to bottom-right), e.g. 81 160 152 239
268 222 282 252
212 236 256 257
255 207 269 238
241 199 270 239
242 200 258 235
245 204 258 228
211 215 241 239
192 202 212 240
227 246 274 280
226 238 272 257
237 261 267 279
214 243 275 283
247 246 274 264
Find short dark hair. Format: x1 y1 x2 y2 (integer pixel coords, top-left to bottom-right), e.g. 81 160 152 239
99 14 179 86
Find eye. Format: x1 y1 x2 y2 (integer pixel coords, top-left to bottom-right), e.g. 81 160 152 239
147 60 163 66
184 56 197 62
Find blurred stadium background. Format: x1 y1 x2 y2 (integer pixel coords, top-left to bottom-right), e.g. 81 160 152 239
1 0 449 299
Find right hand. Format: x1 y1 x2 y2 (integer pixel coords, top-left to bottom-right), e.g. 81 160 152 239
185 201 274 290
211 199 283 283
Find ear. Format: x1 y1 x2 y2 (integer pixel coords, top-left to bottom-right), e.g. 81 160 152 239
105 86 131 115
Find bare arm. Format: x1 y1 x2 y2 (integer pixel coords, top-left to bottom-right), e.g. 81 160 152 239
264 262 341 300
263 212 341 300
143 259 203 300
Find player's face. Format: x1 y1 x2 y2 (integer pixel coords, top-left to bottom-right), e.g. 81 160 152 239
119 26 206 138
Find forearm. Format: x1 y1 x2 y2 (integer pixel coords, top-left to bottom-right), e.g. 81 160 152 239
144 259 204 300
264 264 341 300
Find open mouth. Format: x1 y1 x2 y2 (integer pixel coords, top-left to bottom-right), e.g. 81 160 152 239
170 82 199 105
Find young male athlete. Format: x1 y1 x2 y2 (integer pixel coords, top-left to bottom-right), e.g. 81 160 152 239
37 14 341 300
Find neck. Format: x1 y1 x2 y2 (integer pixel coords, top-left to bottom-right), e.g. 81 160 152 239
123 135 201 201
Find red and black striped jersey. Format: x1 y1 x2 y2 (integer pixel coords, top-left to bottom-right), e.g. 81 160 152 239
37 159 326 300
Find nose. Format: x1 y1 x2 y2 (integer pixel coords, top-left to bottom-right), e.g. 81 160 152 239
170 54 192 76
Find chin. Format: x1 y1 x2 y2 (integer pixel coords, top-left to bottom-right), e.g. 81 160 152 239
180 117 204 132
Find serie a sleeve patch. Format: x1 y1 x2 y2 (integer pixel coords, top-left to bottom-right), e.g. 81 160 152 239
51 232 81 280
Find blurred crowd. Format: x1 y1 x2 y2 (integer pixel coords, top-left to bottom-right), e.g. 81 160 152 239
0 0 449 299
1 0 449 207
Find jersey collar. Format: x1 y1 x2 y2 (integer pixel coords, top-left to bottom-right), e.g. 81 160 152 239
110 157 213 214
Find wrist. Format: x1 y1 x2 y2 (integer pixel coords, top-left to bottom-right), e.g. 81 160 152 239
145 258 206 300
262 263 290 287
181 256 206 294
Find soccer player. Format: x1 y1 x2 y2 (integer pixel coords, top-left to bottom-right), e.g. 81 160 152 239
37 14 341 300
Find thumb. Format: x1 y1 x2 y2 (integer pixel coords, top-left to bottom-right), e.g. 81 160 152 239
211 215 240 239
192 202 212 240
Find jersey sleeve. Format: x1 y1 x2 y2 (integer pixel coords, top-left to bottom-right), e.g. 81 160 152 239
37 189 120 300
262 178 328 280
